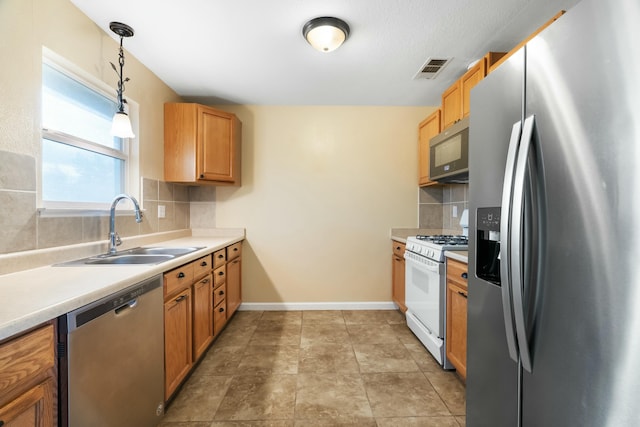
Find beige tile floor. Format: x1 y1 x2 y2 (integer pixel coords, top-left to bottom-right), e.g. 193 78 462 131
159 310 466 427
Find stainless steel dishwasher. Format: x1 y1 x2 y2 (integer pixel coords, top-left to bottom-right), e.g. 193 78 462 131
59 274 164 427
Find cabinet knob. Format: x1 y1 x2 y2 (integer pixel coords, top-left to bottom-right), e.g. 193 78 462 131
219 307 225 313
218 254 224 259
199 174 205 179
175 295 187 303
201 261 208 267
202 278 210 284
219 290 224 296
218 271 224 276
461 272 468 279
233 247 238 252
177 272 185 278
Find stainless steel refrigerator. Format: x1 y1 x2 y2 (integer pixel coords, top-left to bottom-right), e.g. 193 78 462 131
467 0 640 425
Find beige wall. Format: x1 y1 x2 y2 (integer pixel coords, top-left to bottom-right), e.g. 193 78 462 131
215 106 434 304
0 0 183 253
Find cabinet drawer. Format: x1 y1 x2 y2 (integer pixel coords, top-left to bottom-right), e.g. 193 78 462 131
213 283 226 307
164 262 195 297
213 249 226 269
227 242 242 261
391 241 405 258
0 324 55 398
214 265 226 287
446 258 468 289
213 300 227 335
193 254 212 279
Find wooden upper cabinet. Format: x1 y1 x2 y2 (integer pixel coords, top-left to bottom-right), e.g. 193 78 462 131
418 109 441 187
461 58 487 119
164 103 241 185
441 80 461 130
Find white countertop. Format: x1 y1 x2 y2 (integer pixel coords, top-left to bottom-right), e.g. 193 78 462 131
445 250 468 264
0 230 244 341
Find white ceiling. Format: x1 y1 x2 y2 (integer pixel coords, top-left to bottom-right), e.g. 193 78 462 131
70 0 580 106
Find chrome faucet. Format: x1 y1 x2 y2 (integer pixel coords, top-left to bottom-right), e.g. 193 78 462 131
109 194 143 254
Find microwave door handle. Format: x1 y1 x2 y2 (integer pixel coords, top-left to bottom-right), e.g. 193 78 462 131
500 120 523 363
510 115 535 373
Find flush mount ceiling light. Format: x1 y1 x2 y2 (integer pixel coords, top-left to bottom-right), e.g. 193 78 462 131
302 17 350 53
109 21 135 138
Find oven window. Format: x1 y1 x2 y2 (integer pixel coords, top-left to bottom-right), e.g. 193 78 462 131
435 134 462 167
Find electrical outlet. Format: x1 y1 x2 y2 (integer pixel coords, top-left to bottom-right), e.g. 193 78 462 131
158 205 166 219
452 205 458 217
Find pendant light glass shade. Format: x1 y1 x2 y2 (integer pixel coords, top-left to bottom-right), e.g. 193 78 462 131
111 111 135 138
303 17 350 52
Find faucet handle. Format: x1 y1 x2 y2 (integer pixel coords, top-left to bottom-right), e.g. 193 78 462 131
115 232 122 247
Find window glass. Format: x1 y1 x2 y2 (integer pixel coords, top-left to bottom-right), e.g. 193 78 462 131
42 62 128 205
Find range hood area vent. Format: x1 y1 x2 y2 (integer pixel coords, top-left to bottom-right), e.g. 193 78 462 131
414 57 451 80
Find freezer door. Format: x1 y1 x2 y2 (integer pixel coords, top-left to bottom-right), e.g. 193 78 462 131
522 0 640 425
466 49 524 427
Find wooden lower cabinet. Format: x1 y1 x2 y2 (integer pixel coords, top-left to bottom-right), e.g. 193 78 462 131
192 273 214 360
445 258 468 379
0 324 56 427
163 242 242 401
226 256 242 316
391 241 406 312
164 287 192 400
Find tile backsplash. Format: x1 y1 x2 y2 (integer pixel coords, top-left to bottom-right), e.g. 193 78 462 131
0 149 219 255
419 184 469 234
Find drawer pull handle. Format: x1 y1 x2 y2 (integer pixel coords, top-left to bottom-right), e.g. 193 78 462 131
218 271 225 276
458 291 468 299
175 295 187 303
219 307 225 313
177 272 185 278
461 272 468 279
201 261 208 267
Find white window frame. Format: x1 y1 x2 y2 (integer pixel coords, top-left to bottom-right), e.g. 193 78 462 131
39 47 140 215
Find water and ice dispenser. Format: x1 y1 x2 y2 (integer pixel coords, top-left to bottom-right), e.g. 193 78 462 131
476 207 502 285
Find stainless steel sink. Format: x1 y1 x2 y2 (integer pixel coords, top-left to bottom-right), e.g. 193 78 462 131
84 254 175 265
56 246 205 266
124 247 204 256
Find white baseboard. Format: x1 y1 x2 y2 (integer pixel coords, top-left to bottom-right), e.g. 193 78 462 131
237 301 398 311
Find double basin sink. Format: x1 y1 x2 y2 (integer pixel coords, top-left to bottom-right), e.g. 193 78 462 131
58 246 205 266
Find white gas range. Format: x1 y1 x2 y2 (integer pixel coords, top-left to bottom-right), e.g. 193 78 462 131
404 234 468 368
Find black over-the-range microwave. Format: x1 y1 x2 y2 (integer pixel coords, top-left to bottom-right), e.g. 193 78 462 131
429 116 469 183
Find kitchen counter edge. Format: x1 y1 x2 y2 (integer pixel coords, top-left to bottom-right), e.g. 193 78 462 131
0 231 244 341
445 250 468 264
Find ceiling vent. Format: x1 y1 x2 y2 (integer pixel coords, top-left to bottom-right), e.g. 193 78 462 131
414 57 451 80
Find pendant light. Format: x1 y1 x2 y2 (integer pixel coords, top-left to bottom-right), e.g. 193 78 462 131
302 17 350 53
109 21 135 138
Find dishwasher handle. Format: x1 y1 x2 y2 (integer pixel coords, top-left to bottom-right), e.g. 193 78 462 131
66 275 162 332
114 298 138 315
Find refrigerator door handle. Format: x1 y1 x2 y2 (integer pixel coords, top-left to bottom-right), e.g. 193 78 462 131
499 121 523 363
510 114 535 373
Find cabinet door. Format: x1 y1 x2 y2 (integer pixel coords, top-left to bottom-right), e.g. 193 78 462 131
164 288 192 400
198 107 238 183
226 256 242 316
418 110 441 186
391 254 406 312
442 80 461 129
461 58 487 118
192 274 213 361
446 282 468 379
0 380 54 427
